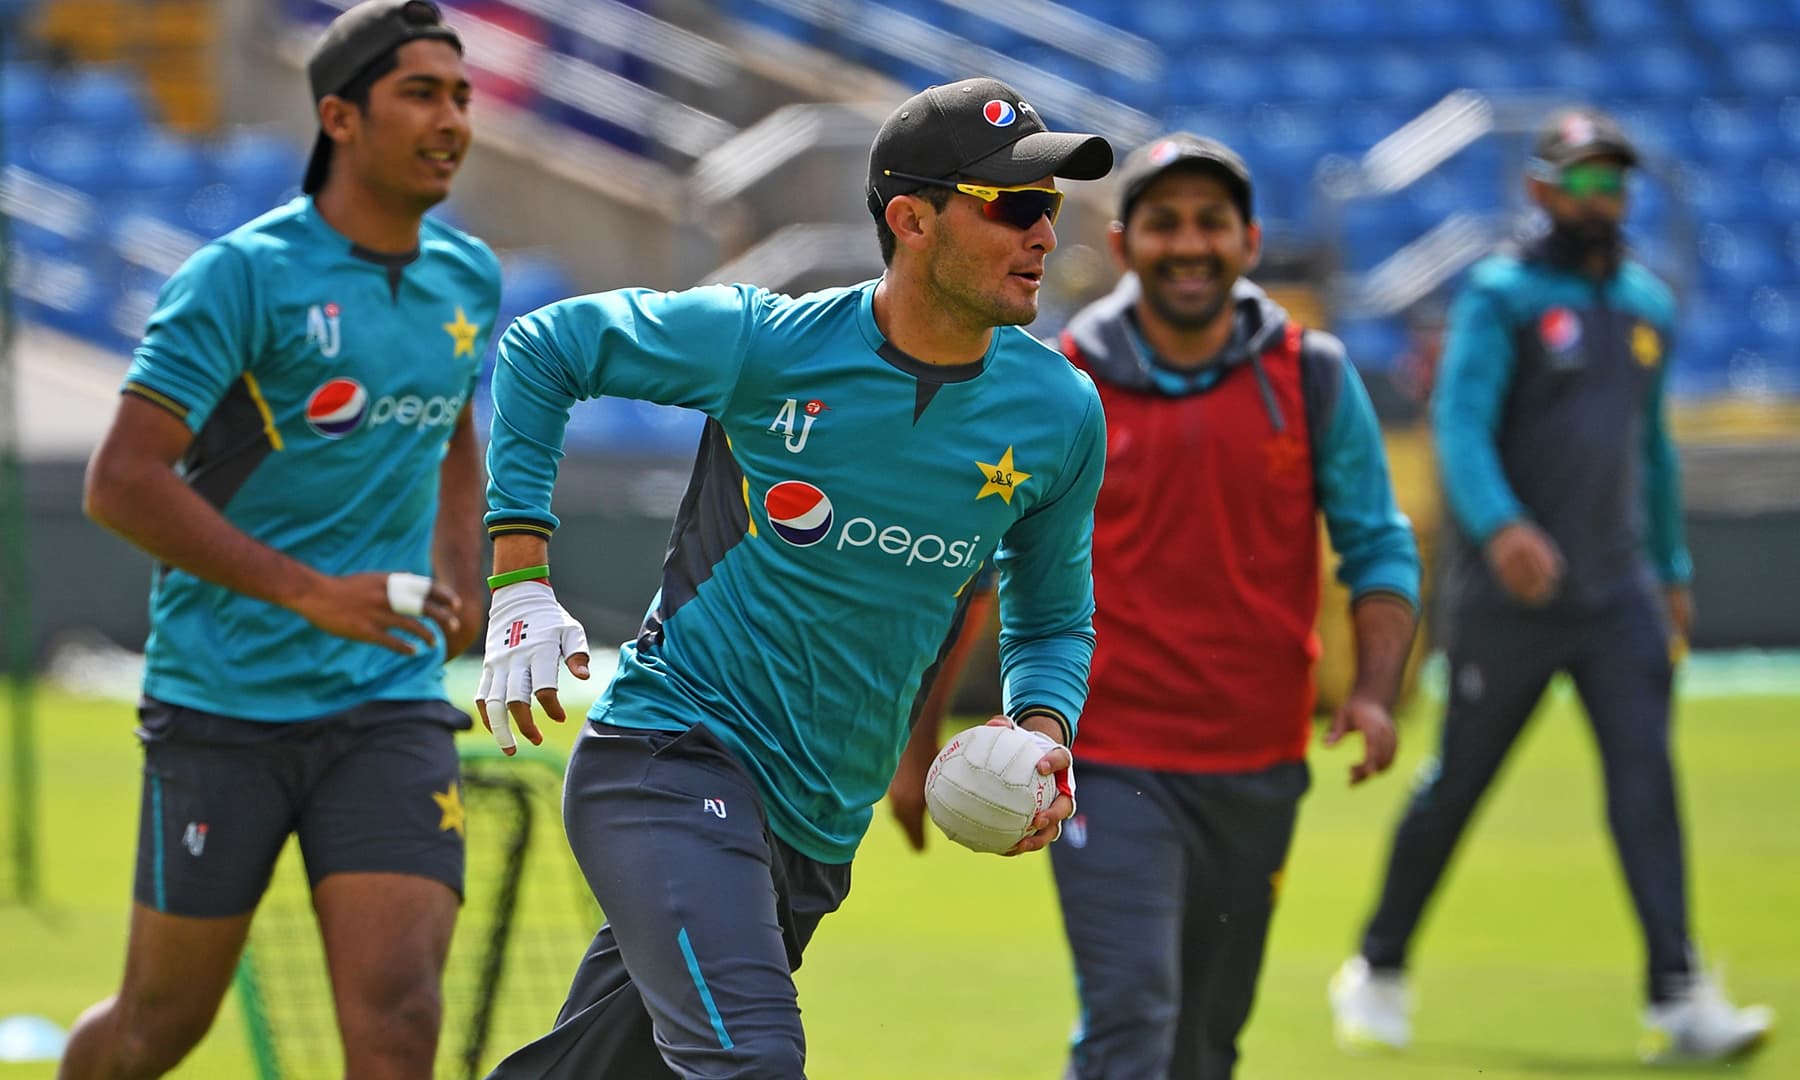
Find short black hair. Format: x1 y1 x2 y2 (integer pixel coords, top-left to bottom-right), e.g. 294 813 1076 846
875 184 952 266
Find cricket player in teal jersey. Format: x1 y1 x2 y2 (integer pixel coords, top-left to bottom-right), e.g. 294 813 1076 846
64 4 499 1077
475 77 1112 1077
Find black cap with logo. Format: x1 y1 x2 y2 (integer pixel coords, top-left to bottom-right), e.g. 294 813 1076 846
1115 132 1254 224
1531 106 1639 171
866 76 1113 219
301 0 463 195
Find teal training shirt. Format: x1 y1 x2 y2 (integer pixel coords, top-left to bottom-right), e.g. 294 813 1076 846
486 280 1105 863
123 197 502 720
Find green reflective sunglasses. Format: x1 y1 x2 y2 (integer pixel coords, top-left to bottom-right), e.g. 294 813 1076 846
1559 162 1627 198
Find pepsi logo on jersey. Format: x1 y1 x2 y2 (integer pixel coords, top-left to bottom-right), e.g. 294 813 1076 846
304 377 465 439
765 480 834 546
763 480 984 569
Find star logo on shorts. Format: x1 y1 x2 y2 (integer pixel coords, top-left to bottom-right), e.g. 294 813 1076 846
433 782 466 836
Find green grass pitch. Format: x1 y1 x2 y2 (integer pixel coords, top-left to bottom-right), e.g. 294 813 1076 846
2 683 1795 1079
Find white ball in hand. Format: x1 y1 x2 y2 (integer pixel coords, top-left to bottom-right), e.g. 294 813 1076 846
924 724 1058 854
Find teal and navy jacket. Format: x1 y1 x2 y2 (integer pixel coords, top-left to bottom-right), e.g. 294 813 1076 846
1433 236 1690 616
485 280 1105 862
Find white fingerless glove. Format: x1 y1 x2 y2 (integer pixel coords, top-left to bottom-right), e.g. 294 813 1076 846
1018 726 1077 813
476 583 589 751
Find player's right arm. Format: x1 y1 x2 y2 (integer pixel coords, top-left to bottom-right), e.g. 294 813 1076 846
478 286 762 749
1434 274 1563 604
87 243 457 655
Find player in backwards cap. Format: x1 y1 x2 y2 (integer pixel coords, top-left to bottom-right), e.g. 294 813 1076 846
62 3 499 1076
475 77 1110 1076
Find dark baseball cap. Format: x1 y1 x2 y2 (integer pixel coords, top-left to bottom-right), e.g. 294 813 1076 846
301 0 463 195
866 76 1113 219
1116 132 1253 223
1531 106 1638 171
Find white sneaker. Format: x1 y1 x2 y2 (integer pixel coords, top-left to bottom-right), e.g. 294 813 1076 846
1329 955 1411 1053
1641 971 1773 1064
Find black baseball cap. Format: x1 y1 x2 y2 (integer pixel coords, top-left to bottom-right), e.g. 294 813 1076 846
1531 106 1639 171
866 76 1113 219
301 0 463 195
1116 132 1254 224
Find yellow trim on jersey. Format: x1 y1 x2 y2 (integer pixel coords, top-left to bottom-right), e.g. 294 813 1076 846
123 382 190 420
240 373 284 451
487 521 555 539
742 477 758 538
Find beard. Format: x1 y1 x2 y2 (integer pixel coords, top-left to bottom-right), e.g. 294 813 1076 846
1544 216 1623 274
1138 260 1233 331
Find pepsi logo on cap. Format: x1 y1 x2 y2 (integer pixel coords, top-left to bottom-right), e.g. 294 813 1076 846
1148 139 1182 166
983 100 1016 127
764 480 834 547
1538 307 1582 352
305 377 368 438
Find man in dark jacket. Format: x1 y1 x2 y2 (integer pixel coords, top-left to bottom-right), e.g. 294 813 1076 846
1329 105 1772 1066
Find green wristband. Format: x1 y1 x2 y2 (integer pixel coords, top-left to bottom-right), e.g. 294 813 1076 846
487 564 550 590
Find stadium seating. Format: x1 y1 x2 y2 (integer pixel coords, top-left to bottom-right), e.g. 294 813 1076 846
3 0 1795 398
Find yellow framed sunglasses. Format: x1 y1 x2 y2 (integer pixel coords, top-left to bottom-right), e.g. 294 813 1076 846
883 170 1065 229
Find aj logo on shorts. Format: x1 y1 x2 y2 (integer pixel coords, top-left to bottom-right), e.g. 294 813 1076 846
702 798 728 819
182 821 208 857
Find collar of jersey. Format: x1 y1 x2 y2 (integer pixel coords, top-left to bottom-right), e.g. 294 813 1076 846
857 278 993 384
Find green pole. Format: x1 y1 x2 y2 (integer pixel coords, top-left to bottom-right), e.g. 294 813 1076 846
0 38 41 907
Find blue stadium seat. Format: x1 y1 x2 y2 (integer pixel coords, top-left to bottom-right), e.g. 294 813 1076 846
26 124 115 193
1698 222 1785 294
1629 40 1722 100
1305 0 1393 41
55 67 148 134
211 127 304 208
1486 0 1565 37
1687 0 1792 36
1451 45 1540 94
1731 41 1800 98
1539 43 1614 100
1119 0 1192 45
1686 98 1778 166
1363 49 1448 104
1585 0 1679 36
1274 47 1355 104
1173 52 1274 109
0 62 54 140
1214 5 1284 44
117 130 210 194
1759 159 1800 218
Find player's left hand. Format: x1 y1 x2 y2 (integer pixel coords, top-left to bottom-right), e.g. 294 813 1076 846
1323 694 1397 786
439 584 482 658
999 716 1077 856
475 582 590 756
1665 586 1694 646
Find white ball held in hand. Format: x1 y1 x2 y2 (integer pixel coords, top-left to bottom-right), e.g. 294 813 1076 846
924 723 1058 854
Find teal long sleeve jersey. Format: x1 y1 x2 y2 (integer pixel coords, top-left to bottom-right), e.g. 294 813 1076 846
1432 245 1691 614
485 281 1106 863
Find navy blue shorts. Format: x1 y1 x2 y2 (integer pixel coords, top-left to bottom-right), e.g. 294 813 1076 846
133 696 469 917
